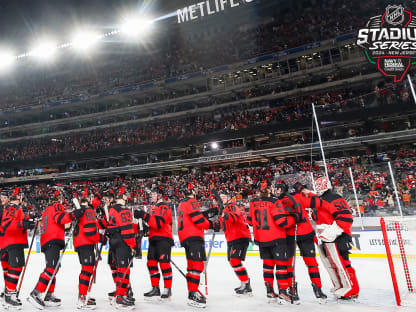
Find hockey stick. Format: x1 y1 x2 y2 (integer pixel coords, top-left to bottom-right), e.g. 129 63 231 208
84 241 105 307
202 233 215 295
291 224 298 304
42 198 81 301
111 250 135 305
16 219 40 298
171 259 205 298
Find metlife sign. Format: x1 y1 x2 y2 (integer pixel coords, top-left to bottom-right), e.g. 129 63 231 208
177 0 254 24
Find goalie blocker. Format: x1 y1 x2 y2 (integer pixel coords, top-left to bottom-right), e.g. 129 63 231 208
307 177 359 300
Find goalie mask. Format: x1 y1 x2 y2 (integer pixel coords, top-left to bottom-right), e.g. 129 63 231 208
315 176 332 196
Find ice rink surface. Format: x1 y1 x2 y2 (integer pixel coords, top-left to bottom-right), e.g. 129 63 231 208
12 252 410 312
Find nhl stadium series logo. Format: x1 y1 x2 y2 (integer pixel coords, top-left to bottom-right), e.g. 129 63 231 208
357 4 416 82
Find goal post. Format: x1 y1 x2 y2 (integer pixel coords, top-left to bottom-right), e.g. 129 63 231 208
380 217 416 306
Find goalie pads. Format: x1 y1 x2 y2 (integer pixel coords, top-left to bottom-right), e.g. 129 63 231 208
319 242 353 298
317 222 343 242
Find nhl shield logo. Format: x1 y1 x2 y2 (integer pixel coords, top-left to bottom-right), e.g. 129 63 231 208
385 5 405 25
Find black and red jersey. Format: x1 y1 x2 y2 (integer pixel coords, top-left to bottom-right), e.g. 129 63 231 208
40 202 73 251
178 197 210 246
278 193 304 236
108 204 136 249
291 193 315 240
247 197 294 247
73 205 100 249
220 203 251 245
312 190 353 236
0 203 28 250
147 202 174 245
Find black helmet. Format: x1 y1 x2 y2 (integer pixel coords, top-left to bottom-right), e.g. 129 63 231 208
274 179 288 193
182 182 195 196
258 179 272 191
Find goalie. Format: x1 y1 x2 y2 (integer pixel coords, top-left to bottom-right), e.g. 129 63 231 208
303 177 359 300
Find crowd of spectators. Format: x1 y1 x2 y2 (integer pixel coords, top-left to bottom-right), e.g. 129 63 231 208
1 82 413 163
11 145 416 219
0 0 390 112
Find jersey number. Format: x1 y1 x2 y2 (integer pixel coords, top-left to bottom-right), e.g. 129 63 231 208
178 211 184 231
254 209 270 230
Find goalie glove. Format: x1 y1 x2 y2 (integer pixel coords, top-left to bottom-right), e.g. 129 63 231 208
317 222 343 242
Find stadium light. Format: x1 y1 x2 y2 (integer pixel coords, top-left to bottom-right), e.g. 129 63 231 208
72 31 101 53
211 142 219 150
0 50 15 71
29 40 57 61
120 15 154 37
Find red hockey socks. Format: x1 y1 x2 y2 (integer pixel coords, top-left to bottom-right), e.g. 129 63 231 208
263 259 274 287
116 267 130 296
160 262 173 289
186 260 204 292
147 260 160 287
79 265 94 295
36 267 58 293
230 258 249 283
1 254 9 287
5 266 22 292
303 256 322 288
110 264 118 286
274 260 288 289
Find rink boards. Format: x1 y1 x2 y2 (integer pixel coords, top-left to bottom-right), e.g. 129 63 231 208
26 229 407 258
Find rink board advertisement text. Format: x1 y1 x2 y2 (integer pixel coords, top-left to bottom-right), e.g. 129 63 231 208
27 230 409 258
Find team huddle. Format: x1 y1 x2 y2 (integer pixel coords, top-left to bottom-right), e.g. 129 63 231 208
0 176 360 310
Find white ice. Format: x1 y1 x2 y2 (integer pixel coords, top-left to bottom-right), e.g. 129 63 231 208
11 253 410 312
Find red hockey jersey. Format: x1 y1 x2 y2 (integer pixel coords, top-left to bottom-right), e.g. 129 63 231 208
291 193 315 240
0 204 28 250
147 202 174 245
73 206 100 249
247 197 294 247
40 202 73 251
178 197 210 246
312 190 353 236
108 204 136 249
220 203 251 245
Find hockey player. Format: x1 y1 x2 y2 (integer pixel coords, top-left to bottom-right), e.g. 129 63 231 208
97 190 120 300
271 179 302 304
177 183 219 308
28 190 82 309
247 180 294 304
290 182 327 302
134 187 174 300
218 189 252 295
106 186 136 308
308 177 359 300
0 188 35 309
73 192 100 309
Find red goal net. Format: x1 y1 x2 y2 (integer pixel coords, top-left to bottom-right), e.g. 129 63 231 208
380 217 416 306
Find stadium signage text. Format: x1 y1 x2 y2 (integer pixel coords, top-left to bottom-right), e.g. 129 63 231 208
356 5 416 82
177 0 254 24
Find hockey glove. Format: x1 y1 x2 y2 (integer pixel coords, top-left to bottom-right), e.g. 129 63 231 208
134 209 149 222
289 212 300 223
71 208 85 220
292 182 306 194
317 222 344 242
202 208 218 219
22 219 36 230
209 220 221 232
